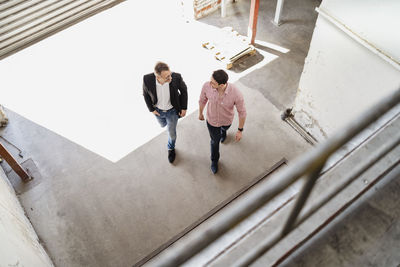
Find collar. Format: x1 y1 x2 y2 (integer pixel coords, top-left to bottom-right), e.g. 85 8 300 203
213 83 230 95
224 83 231 95
156 78 170 86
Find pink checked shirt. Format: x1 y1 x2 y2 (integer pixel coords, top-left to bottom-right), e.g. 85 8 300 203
199 82 247 127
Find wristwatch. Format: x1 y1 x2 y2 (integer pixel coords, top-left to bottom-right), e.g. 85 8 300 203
238 128 243 132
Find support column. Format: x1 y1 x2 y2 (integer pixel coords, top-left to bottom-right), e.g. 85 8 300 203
0 142 31 182
248 0 260 45
221 0 226 17
273 0 285 26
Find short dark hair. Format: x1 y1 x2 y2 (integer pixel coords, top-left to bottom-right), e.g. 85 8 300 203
154 62 170 75
212 69 228 85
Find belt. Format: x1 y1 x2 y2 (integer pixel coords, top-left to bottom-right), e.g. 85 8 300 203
156 107 174 112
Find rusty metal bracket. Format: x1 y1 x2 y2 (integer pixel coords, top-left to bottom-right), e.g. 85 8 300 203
0 141 32 182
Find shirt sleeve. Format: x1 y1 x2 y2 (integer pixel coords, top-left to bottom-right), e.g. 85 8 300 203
235 89 247 118
199 83 209 106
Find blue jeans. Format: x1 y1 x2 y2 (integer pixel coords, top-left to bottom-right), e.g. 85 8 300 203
206 121 231 162
155 107 179 150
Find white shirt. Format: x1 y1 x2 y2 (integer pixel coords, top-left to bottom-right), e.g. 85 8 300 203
155 79 173 110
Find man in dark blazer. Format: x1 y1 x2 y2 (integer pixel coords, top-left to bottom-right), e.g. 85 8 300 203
143 62 188 163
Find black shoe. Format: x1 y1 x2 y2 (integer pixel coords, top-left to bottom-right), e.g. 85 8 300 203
168 149 175 163
211 161 218 174
220 133 227 143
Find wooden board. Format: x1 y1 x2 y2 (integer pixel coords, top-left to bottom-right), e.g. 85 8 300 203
202 27 256 69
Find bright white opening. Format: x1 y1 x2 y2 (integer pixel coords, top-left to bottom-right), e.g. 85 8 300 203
0 0 288 162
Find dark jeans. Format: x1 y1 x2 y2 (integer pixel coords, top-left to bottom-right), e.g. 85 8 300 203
206 121 231 162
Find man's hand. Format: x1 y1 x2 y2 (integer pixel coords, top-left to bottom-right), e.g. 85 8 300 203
179 110 187 117
235 130 243 142
152 110 160 116
199 113 204 121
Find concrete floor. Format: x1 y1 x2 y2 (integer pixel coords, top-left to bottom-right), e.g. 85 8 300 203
200 0 321 110
0 0 320 266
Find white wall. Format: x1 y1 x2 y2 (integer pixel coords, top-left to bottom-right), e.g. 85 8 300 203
0 168 53 266
292 0 400 141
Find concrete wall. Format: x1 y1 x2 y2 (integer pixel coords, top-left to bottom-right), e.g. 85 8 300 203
0 168 53 266
292 0 400 141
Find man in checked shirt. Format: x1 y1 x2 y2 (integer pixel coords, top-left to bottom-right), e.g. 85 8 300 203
199 69 247 174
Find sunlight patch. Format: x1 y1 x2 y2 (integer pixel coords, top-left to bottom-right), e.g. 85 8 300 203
0 0 279 162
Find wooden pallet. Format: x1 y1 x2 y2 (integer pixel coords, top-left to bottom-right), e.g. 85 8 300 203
202 27 256 69
0 105 8 127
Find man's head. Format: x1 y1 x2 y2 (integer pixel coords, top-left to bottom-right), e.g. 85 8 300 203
155 62 172 83
211 69 228 89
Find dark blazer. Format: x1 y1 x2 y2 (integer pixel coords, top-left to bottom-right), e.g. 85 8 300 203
143 72 188 114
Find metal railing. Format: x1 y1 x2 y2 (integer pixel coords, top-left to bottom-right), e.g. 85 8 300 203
150 87 400 267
